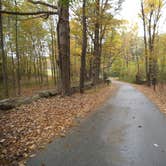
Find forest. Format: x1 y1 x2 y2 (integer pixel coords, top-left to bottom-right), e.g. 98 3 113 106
0 0 166 165
0 0 166 99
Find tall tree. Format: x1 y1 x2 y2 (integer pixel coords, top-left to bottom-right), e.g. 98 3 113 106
87 0 123 84
57 0 71 95
140 0 165 88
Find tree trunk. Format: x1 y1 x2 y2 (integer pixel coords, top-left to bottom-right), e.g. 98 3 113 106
15 0 21 95
93 0 100 85
0 0 9 97
148 11 153 86
141 0 149 82
98 40 102 77
57 1 71 95
7 16 16 96
50 24 56 85
38 42 43 85
80 0 87 93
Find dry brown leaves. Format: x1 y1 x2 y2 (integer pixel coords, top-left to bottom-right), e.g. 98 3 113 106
0 84 117 166
133 83 166 114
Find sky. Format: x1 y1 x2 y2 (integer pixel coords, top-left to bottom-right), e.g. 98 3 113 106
119 0 166 36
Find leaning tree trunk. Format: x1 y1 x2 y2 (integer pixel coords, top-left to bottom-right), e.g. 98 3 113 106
57 1 71 95
80 0 87 93
0 0 9 97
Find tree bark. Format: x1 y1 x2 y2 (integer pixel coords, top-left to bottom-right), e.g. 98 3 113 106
57 1 71 95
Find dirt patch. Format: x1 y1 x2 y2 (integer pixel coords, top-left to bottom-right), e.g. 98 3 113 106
0 84 118 165
133 83 166 114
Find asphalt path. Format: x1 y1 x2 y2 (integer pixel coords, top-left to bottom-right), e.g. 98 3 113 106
27 82 166 166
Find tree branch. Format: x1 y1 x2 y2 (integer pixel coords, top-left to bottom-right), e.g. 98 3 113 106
0 10 58 16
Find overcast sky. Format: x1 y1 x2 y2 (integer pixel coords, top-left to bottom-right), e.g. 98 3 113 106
119 0 166 36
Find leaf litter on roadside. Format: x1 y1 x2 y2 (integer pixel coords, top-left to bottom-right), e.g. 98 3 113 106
0 84 117 165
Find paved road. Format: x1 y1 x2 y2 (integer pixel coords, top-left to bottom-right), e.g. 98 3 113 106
27 82 166 166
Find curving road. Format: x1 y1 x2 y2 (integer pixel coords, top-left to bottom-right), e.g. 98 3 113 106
27 82 166 166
